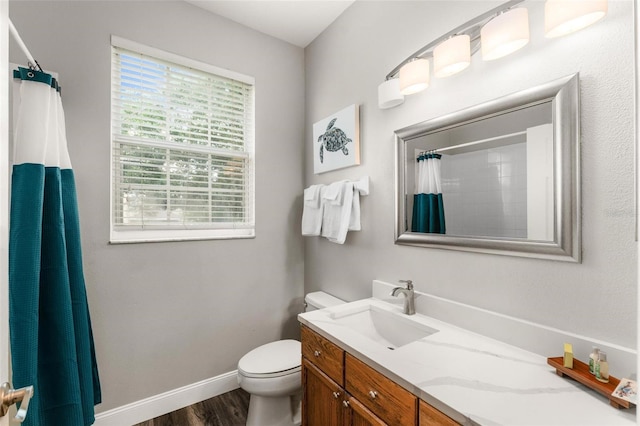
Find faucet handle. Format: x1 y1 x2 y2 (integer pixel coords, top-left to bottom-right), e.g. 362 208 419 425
398 279 413 289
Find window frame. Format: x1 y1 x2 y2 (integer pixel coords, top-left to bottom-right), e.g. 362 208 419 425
109 36 255 244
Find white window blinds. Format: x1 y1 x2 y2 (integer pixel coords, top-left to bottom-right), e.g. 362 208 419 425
110 37 255 243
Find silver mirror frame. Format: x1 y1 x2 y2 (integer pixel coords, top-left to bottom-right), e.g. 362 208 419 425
394 74 581 262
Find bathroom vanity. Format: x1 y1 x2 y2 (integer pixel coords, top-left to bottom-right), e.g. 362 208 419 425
298 283 637 426
301 325 456 425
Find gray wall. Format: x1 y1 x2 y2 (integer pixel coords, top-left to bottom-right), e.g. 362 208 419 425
304 0 637 351
9 1 305 412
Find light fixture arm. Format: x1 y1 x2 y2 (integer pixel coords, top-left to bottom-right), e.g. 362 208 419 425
385 0 524 80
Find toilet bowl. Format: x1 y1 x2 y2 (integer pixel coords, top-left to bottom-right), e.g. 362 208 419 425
238 340 302 426
237 291 344 426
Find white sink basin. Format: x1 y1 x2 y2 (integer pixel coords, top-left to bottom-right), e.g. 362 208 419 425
330 304 438 349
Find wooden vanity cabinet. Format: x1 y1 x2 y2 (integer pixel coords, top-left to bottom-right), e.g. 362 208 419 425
302 357 387 426
301 325 459 426
302 326 386 426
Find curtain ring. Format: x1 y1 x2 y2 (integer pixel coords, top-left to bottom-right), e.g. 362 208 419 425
26 60 43 74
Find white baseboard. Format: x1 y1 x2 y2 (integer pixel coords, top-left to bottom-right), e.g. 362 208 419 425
94 370 239 426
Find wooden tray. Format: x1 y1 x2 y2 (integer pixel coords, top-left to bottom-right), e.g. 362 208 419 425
547 357 634 409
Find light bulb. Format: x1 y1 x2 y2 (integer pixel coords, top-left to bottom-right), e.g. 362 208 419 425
481 8 530 61
399 59 430 95
434 34 471 78
378 79 405 109
545 0 607 38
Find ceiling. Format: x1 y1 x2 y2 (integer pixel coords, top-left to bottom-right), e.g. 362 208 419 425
184 0 355 48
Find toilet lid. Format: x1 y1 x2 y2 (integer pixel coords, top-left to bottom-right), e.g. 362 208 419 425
238 340 301 378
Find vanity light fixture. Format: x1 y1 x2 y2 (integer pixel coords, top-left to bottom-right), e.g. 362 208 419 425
480 8 530 61
378 0 608 110
544 0 608 38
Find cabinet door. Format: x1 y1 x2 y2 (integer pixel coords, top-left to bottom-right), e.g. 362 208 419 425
303 358 346 426
419 400 459 426
347 396 387 426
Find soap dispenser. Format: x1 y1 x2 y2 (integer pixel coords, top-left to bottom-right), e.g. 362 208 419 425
588 346 600 375
595 351 609 383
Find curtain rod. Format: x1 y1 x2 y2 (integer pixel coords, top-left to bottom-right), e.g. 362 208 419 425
438 130 527 154
8 18 37 67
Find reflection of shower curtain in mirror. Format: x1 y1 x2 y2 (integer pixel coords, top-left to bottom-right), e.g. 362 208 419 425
412 153 445 234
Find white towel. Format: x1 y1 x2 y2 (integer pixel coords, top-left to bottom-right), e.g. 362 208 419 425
322 181 354 244
302 184 324 236
304 184 322 208
348 177 368 231
322 181 346 205
349 188 361 231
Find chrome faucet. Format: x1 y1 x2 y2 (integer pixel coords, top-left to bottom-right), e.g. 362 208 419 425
391 280 415 315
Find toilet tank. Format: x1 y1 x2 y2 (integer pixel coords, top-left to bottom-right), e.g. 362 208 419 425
304 291 345 311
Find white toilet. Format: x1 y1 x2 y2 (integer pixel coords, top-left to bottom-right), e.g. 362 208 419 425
237 291 344 426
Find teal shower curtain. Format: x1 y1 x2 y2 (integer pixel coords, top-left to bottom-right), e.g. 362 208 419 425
9 67 101 426
411 152 446 234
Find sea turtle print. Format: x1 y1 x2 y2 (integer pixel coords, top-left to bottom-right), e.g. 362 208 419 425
317 117 352 163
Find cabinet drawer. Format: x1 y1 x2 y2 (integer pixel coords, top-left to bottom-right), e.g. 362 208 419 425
301 326 344 385
345 353 417 425
419 400 459 426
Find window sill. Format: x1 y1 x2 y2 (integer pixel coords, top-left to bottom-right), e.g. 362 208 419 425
109 228 255 244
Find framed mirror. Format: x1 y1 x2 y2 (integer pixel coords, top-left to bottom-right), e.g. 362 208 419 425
395 74 580 262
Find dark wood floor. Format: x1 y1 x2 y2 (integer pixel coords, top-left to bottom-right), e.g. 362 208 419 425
134 388 250 426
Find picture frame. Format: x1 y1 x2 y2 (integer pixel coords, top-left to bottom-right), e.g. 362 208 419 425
313 104 360 174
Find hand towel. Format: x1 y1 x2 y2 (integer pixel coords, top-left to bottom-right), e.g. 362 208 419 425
348 176 370 231
302 184 325 236
322 181 354 244
349 186 361 231
322 180 346 206
304 184 322 208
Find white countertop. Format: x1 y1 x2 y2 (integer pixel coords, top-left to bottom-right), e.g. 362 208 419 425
298 298 637 426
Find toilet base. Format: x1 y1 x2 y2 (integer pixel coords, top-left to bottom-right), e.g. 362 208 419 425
246 393 301 426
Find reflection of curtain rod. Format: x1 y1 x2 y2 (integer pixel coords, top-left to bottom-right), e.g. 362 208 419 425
438 130 527 153
8 18 38 67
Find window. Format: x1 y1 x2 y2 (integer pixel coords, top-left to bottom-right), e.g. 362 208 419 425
110 37 255 243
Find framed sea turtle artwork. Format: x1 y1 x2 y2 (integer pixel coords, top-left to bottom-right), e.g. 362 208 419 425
313 104 360 174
